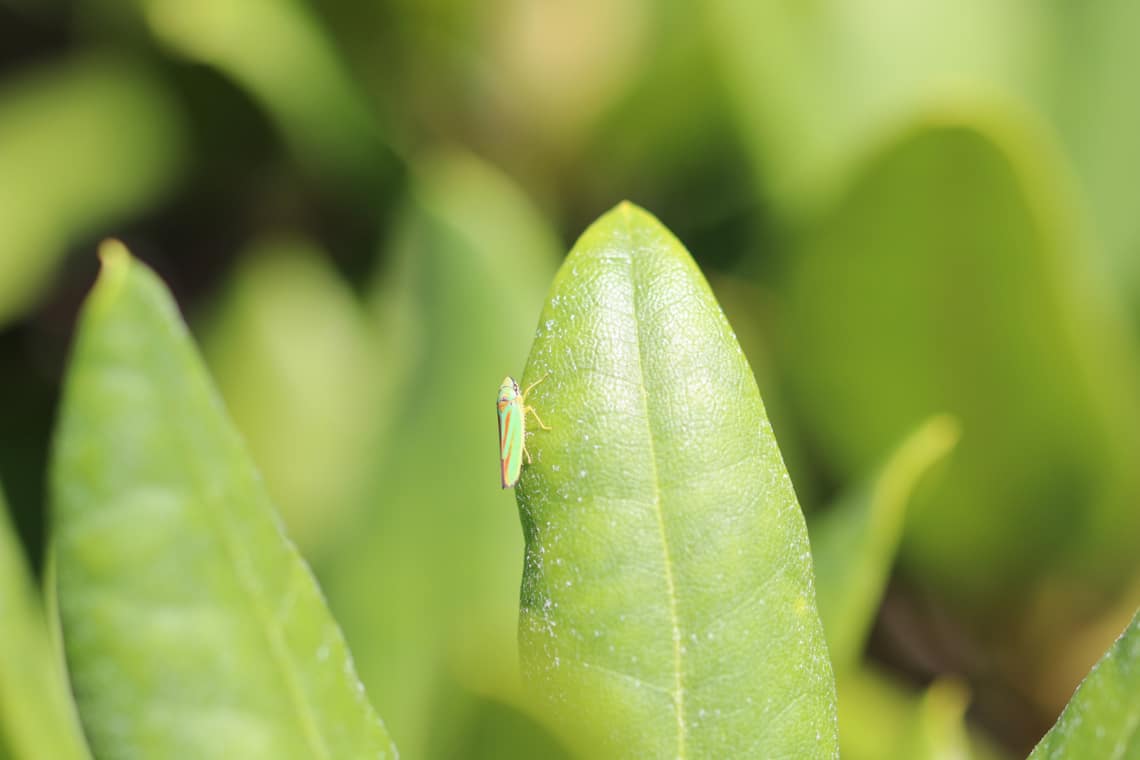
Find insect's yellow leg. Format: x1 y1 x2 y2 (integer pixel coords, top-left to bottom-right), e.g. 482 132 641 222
525 405 552 431
522 442 533 464
521 372 550 400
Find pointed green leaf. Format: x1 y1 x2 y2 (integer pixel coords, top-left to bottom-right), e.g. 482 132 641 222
1029 608 1140 759
0 486 89 760
811 415 959 673
516 203 838 757
51 242 396 759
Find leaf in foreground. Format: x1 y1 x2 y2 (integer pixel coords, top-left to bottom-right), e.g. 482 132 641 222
1029 608 1140 759
51 242 396 759
516 203 838 757
0 485 88 760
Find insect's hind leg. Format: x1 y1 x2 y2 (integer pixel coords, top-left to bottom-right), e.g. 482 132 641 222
525 405 551 431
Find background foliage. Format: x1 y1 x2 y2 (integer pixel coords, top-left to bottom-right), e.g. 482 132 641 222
2 1 1140 757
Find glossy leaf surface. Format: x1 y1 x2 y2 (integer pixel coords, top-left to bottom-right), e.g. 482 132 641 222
1029 609 1140 759
51 243 395 759
516 203 838 757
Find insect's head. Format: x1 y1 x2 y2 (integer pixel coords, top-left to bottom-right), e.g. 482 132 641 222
498 376 520 405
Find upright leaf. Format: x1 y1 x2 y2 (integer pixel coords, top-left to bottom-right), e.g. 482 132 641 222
1029 608 1140 759
516 203 838 757
0 486 88 760
51 243 395 759
322 151 561 758
202 240 382 560
811 415 959 673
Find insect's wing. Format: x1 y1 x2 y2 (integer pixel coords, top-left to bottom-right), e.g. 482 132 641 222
498 398 525 488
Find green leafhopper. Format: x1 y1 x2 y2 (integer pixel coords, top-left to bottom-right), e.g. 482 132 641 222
497 373 551 488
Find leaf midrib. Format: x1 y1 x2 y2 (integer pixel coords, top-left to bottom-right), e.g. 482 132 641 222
621 206 687 758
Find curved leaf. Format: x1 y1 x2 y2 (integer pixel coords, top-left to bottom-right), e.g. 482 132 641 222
51 243 396 759
1029 608 1140 759
322 151 562 758
516 203 838 757
707 0 1034 214
138 0 395 189
0 485 88 760
811 415 959 674
0 55 184 326
202 240 382 560
779 124 1140 607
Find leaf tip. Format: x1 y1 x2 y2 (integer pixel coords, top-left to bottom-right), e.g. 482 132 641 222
96 237 131 282
611 199 653 223
85 239 137 318
97 238 129 268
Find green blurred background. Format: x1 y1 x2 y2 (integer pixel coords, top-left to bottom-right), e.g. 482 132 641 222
2 1 1139 757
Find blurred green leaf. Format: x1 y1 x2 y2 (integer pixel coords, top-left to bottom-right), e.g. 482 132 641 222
516 203 838 757
778 124 1140 608
1042 1 1140 303
1029 608 1140 758
0 55 184 326
51 242 396 759
202 240 382 561
708 0 1036 214
322 151 561 758
812 415 959 674
0 485 89 760
839 669 1003 760
424 692 573 760
138 0 396 188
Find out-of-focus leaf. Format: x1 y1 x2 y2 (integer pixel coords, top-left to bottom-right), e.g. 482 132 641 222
516 203 838 757
812 415 959 674
779 124 1140 608
1042 1 1140 304
839 669 1003 760
707 0 1036 215
322 151 561 758
202 240 381 561
0 485 88 760
424 692 573 760
51 243 396 759
1029 608 1140 758
138 0 395 188
0 55 184 326
485 0 649 149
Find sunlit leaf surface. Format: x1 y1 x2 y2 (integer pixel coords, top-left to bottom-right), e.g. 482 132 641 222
51 244 396 759
516 203 838 757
